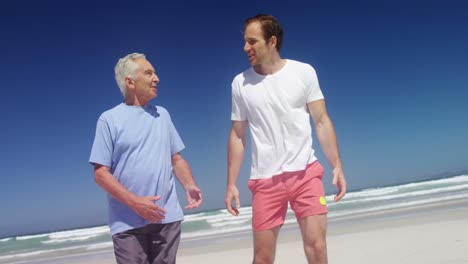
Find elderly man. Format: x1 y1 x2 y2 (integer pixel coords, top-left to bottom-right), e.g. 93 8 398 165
90 53 202 264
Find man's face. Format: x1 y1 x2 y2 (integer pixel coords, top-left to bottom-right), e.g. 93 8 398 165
243 21 273 66
131 58 159 101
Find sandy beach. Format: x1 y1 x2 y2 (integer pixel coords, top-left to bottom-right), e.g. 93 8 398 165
178 198 468 264
5 198 468 264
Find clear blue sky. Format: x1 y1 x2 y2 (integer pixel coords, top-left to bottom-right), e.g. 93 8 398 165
1 0 467 238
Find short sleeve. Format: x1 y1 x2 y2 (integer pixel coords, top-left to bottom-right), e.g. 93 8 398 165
304 64 324 103
231 78 248 121
89 117 113 167
167 112 185 155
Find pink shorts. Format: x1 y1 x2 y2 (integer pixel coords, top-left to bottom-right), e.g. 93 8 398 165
248 161 328 231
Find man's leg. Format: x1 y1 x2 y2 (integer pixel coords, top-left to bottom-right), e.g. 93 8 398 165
149 221 181 264
288 162 328 264
297 214 328 264
112 227 150 264
252 225 281 264
249 176 288 264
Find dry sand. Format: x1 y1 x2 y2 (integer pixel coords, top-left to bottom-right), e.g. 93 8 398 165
177 198 468 264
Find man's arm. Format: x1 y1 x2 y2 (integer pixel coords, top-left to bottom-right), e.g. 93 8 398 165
307 99 347 202
94 164 166 222
172 153 202 209
225 120 248 216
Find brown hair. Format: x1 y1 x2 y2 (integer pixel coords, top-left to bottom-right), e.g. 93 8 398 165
245 14 284 51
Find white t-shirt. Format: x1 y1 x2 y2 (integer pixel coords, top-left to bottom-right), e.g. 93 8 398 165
231 59 324 179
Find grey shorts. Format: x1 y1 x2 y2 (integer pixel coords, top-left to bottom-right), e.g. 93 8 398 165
112 221 181 264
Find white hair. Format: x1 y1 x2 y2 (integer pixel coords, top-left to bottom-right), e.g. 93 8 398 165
114 53 146 97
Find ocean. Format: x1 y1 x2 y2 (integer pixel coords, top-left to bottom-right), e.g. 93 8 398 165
1 174 468 263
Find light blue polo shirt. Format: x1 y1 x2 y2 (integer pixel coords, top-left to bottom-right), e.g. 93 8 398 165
89 103 185 235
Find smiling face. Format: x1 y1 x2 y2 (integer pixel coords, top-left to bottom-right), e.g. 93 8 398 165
126 58 160 104
243 21 277 67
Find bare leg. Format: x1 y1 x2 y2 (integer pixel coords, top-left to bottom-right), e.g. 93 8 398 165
297 214 328 264
252 225 281 264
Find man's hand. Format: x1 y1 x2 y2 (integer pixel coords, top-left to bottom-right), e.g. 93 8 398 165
332 167 347 202
225 185 240 216
130 196 167 223
184 184 203 209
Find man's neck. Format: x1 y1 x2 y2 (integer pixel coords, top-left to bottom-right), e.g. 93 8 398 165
124 96 148 106
253 55 285 75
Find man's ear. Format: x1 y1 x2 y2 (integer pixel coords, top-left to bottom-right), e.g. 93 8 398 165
125 77 135 91
269 36 277 49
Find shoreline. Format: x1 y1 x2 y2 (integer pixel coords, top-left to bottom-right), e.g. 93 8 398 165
2 198 467 264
